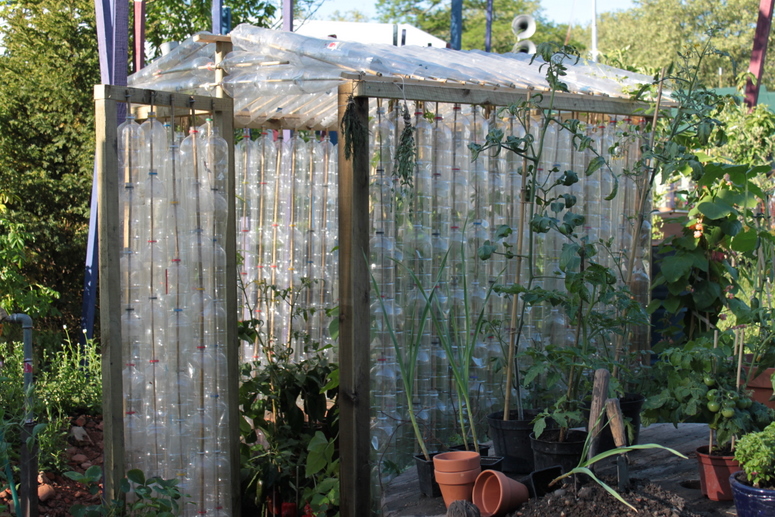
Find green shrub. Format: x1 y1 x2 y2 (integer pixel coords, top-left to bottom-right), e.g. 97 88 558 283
735 421 775 489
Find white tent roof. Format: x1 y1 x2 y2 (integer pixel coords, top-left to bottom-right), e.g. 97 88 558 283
293 20 448 48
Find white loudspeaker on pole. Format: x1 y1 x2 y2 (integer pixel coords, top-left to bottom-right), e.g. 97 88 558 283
511 14 536 54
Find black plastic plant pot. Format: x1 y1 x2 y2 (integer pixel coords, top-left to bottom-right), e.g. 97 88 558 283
528 465 564 499
480 456 504 472
449 443 491 457
414 453 441 498
530 430 588 475
487 410 541 474
730 471 775 517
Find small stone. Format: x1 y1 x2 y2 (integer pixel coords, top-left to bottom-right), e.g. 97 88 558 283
71 453 88 463
81 462 93 469
446 500 480 517
578 486 594 500
70 426 93 444
38 483 55 502
563 498 572 506
553 488 566 497
74 491 86 498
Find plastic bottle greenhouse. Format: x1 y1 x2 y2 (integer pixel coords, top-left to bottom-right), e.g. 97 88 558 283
94 23 658 516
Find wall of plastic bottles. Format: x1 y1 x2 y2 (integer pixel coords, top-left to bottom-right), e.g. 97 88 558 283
118 111 232 516
235 130 339 362
365 100 651 486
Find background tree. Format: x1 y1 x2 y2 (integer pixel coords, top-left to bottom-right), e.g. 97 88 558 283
597 0 775 89
375 0 586 53
327 9 371 22
0 0 99 338
145 0 276 57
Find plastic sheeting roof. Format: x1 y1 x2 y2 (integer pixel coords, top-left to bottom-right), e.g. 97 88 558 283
128 24 655 130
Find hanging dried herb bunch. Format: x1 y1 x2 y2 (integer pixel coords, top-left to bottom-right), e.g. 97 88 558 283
341 92 367 161
393 102 415 189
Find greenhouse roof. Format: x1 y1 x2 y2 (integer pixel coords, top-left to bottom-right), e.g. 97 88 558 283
128 24 656 130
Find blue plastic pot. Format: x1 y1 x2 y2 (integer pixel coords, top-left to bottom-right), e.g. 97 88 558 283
730 471 775 517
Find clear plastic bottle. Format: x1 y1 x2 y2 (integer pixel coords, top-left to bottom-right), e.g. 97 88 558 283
449 104 471 228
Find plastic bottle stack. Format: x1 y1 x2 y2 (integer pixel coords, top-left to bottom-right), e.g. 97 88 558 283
118 115 232 516
235 131 340 364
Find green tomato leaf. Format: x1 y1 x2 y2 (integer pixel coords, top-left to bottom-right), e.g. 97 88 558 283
585 156 606 176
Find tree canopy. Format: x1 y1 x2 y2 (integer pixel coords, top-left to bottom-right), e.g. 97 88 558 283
0 0 99 331
597 0 774 89
146 0 276 57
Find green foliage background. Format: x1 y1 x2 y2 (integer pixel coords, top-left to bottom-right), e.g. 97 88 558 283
0 0 99 334
597 0 775 89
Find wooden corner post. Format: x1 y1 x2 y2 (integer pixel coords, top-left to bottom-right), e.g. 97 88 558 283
94 84 126 503
337 82 372 515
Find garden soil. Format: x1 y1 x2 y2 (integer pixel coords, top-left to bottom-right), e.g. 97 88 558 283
513 476 731 517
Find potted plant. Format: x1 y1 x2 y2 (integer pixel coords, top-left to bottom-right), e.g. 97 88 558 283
642 332 773 501
730 421 775 516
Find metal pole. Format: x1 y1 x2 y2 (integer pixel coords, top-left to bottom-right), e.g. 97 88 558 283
1 312 37 517
485 0 493 52
451 0 462 50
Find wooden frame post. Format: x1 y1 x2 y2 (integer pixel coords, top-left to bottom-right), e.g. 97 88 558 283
337 82 372 516
95 86 125 503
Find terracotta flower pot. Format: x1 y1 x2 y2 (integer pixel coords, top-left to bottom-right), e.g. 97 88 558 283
433 451 481 472
696 445 739 501
434 467 481 507
433 451 482 507
472 470 529 517
743 364 775 409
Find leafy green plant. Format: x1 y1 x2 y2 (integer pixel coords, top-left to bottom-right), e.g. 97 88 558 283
0 339 73 473
734 421 775 489
369 255 441 460
302 431 340 517
472 42 650 441
238 279 339 513
66 466 186 517
642 334 773 451
0 201 58 319
37 327 102 416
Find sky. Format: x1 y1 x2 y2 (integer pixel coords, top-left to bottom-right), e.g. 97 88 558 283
314 0 636 26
